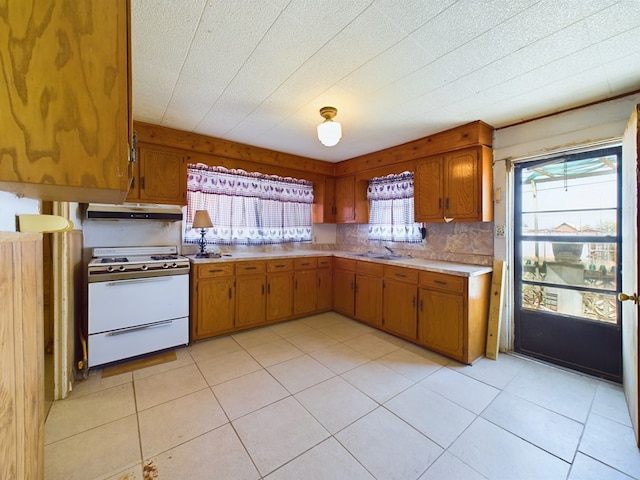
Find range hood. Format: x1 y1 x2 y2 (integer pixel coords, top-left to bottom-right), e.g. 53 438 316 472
86 203 183 221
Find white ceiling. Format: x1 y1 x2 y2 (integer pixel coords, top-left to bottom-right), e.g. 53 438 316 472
131 0 640 163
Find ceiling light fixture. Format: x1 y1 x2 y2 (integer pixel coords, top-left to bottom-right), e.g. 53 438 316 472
317 106 342 147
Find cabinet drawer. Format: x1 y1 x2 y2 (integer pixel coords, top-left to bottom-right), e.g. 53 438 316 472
267 259 293 272
294 257 317 269
236 261 266 275
197 263 234 278
419 271 465 293
384 265 418 283
334 257 356 271
356 261 383 276
317 257 332 268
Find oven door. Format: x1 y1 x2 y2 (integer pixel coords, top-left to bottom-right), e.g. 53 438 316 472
88 274 189 333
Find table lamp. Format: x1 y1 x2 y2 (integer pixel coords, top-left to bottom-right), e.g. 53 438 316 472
192 210 213 258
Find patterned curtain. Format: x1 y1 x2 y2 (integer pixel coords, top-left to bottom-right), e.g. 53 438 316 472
367 171 422 243
185 164 313 245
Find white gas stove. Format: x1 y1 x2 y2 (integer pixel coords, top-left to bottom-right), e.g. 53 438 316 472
87 246 190 368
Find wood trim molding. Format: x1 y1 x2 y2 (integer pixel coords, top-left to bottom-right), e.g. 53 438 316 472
134 121 335 177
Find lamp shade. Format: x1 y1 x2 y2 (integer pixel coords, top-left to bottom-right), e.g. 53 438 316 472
317 121 342 147
317 106 342 147
192 209 213 228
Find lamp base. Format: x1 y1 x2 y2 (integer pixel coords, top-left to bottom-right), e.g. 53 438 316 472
195 251 210 258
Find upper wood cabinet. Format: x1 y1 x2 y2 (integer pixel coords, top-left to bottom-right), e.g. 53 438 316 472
321 177 336 223
0 0 133 203
127 144 187 205
334 175 368 223
414 146 493 223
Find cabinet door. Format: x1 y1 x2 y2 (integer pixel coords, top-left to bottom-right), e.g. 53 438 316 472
194 277 235 339
316 267 332 311
324 177 336 223
0 0 131 204
418 288 464 361
355 274 383 327
333 269 355 316
414 157 443 221
294 270 317 315
335 176 356 223
383 279 417 339
236 275 266 327
136 144 187 205
444 149 479 220
267 272 293 322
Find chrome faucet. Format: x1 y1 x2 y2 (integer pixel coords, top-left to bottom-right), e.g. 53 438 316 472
384 246 395 254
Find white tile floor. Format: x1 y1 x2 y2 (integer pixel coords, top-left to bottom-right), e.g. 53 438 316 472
45 313 640 480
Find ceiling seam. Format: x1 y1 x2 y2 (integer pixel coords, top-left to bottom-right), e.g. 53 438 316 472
221 1 379 138
159 0 210 124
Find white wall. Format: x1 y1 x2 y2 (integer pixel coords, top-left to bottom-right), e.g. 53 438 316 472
0 191 40 231
492 92 640 351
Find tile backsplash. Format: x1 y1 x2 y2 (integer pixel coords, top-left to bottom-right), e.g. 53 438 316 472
335 223 494 266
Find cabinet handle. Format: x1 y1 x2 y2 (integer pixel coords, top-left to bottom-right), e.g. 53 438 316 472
434 280 447 285
445 198 449 210
419 298 423 312
228 287 232 299
412 296 416 308
267 283 271 294
275 264 285 268
209 269 224 273
395 273 406 278
301 262 310 266
354 282 358 294
244 266 257 270
141 177 145 189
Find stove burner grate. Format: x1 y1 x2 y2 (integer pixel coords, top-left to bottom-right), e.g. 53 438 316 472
150 255 178 261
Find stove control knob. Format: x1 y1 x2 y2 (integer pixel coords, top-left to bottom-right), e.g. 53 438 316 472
162 263 169 269
107 266 115 272
118 265 126 272
172 262 178 268
141 265 148 271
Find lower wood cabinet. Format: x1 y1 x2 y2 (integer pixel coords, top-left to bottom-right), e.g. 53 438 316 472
333 258 356 316
382 266 418 339
417 270 491 364
191 256 491 365
191 264 236 341
192 257 336 341
266 260 293 322
316 258 333 311
355 261 383 327
294 258 317 316
235 261 266 328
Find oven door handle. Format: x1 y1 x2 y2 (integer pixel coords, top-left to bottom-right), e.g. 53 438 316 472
105 277 172 287
106 320 173 336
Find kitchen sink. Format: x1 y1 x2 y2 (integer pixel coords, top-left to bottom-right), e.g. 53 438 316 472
351 252 413 261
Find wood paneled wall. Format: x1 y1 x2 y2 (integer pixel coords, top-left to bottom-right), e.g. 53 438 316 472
0 232 44 480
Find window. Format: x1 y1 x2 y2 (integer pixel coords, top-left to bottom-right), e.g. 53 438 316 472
184 164 313 245
367 171 422 243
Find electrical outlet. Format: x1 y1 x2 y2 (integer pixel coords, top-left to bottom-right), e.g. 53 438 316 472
495 224 505 238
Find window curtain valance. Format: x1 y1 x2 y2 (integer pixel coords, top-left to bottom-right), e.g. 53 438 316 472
367 171 422 243
185 164 313 245
367 171 415 201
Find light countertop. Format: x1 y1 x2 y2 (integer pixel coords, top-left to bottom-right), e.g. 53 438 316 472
187 250 492 277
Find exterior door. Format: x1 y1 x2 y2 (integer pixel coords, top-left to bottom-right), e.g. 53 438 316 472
621 105 639 445
514 146 622 382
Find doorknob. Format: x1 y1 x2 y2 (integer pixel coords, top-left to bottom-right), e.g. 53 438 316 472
618 292 638 304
